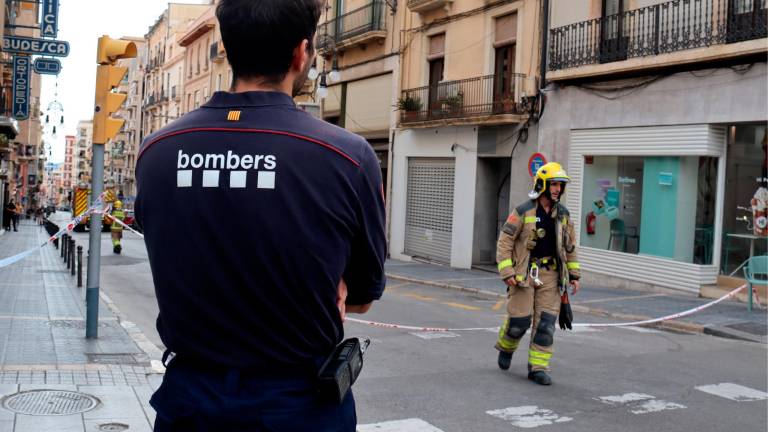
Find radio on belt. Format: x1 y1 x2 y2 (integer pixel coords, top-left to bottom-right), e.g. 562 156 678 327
317 337 370 403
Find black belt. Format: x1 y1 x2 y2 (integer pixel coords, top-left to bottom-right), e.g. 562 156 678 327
530 256 557 270
162 349 322 379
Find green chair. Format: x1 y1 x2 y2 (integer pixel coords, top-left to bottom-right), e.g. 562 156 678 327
607 219 627 252
743 255 768 312
607 219 639 253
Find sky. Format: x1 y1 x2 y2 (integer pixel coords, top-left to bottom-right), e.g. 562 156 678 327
39 0 210 164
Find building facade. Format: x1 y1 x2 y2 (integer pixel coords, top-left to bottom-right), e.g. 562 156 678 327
142 3 210 136
178 4 216 114
0 0 44 223
541 0 767 292
390 0 544 269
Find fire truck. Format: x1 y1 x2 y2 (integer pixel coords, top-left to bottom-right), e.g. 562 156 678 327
71 187 116 232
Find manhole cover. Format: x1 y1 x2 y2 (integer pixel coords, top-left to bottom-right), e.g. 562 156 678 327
99 423 129 431
725 321 768 336
2 390 99 415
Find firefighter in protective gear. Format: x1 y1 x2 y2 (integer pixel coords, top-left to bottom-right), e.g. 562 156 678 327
109 200 125 255
495 162 581 386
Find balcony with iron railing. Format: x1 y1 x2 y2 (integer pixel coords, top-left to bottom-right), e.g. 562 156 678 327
549 0 767 79
407 0 452 14
317 0 387 53
399 73 530 125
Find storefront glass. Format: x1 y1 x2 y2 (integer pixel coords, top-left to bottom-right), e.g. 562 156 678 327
580 155 718 264
720 124 768 275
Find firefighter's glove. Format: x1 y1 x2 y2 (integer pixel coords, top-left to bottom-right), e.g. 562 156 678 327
558 292 573 330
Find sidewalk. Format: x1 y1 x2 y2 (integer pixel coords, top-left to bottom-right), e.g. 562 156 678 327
385 258 768 344
0 219 160 431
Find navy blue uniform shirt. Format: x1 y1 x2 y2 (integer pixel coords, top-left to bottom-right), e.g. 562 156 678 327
135 91 386 370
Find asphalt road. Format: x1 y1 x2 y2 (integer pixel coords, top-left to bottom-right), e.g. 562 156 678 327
57 213 768 431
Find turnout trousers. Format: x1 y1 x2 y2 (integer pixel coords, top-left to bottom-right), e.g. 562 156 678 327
495 267 560 372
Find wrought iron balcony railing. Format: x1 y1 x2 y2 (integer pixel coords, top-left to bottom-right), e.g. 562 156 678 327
549 0 767 71
399 73 529 124
317 1 387 51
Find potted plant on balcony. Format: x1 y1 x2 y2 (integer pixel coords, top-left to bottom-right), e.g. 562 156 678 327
444 92 464 114
396 96 423 122
500 95 516 112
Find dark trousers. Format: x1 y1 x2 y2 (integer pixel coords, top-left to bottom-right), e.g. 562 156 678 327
151 359 357 432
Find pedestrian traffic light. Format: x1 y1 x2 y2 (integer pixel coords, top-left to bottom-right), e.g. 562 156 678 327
92 36 136 145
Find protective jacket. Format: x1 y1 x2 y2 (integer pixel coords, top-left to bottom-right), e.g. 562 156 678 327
496 199 580 288
109 209 125 232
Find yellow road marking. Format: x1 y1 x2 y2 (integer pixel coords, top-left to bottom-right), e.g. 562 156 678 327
492 299 505 311
402 293 435 301
385 282 410 290
442 302 482 311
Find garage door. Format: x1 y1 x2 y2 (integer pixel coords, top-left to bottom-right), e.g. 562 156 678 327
404 158 455 263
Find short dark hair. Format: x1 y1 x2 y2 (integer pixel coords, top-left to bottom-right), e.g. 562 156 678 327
216 0 323 85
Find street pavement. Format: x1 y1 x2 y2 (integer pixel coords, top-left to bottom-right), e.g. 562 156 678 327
0 212 765 431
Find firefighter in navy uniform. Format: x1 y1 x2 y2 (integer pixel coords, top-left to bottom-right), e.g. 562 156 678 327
495 162 581 385
134 1 386 430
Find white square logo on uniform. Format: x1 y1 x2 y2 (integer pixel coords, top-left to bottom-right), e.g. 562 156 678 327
230 171 247 188
202 170 220 188
177 170 193 188
258 171 275 189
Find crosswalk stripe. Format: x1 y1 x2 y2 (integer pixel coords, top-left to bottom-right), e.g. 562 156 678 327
410 331 460 340
358 418 445 431
629 399 686 414
486 406 573 428
695 383 768 402
596 393 686 414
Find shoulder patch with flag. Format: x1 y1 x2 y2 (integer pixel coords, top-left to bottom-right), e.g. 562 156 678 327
227 110 241 121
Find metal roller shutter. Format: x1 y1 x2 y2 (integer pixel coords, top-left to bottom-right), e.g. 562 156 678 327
404 158 455 263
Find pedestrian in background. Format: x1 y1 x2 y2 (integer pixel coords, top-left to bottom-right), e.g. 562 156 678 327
2 201 14 232
107 200 125 254
12 202 21 231
135 0 386 430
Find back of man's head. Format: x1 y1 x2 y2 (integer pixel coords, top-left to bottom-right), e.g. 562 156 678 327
216 0 323 86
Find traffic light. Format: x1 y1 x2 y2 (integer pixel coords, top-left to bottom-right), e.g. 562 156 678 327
93 36 136 145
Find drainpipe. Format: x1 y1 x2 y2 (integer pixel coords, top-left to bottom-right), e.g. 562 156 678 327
539 0 550 92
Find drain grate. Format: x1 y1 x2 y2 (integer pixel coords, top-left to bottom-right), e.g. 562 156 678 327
87 353 146 365
2 390 99 415
48 320 110 329
99 423 130 431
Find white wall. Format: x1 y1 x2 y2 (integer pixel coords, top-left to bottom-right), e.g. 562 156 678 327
391 126 479 268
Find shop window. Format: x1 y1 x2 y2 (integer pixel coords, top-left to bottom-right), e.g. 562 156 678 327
580 155 717 264
720 124 768 274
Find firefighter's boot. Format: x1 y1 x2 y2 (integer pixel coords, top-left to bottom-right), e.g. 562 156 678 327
497 351 512 370
527 365 552 386
113 244 121 254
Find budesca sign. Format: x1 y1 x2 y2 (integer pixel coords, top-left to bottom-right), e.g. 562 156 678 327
3 35 69 57
528 153 547 177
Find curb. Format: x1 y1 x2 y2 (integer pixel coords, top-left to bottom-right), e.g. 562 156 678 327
386 273 708 337
99 290 166 373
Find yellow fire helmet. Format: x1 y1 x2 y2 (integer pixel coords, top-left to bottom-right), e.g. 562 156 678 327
113 200 123 210
528 162 571 200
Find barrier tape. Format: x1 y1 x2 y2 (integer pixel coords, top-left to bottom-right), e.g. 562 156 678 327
105 211 145 239
346 283 750 332
0 194 107 269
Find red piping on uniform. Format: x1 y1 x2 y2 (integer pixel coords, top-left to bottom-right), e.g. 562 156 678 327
138 127 360 167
